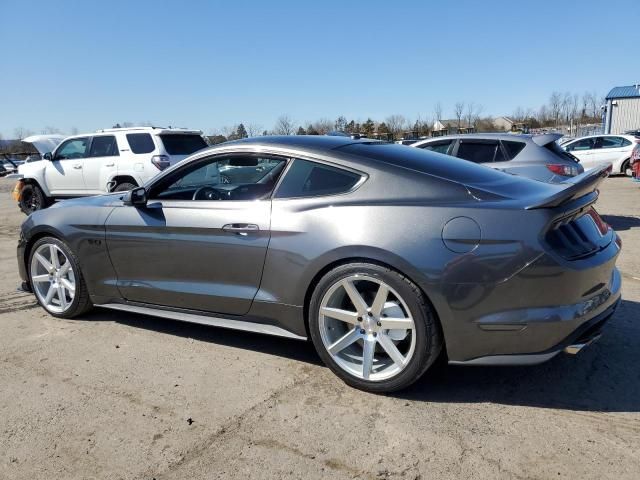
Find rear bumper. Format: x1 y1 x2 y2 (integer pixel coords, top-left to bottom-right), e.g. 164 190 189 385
449 267 621 366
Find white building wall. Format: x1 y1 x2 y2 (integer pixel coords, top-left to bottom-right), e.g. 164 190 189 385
610 98 640 133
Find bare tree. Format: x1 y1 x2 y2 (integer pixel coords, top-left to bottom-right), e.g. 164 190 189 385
549 91 563 127
311 118 333 135
42 126 61 134
246 123 263 137
385 114 406 139
433 102 443 122
454 102 465 128
70 126 79 135
569 93 580 134
13 127 33 140
465 102 483 128
273 115 295 135
512 106 525 122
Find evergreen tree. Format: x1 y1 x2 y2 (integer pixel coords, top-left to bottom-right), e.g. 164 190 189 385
306 124 319 135
236 123 248 138
362 118 375 136
296 126 307 135
334 115 347 132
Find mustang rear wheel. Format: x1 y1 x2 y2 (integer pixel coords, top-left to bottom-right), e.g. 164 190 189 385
309 263 442 393
29 237 92 318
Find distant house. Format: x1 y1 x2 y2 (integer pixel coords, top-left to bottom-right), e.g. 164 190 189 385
431 119 475 137
604 85 640 134
493 116 515 131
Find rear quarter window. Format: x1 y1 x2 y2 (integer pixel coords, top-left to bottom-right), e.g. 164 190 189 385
159 134 208 155
502 140 526 160
126 133 156 154
275 159 361 198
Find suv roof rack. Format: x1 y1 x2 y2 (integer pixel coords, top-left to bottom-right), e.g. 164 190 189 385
95 126 198 133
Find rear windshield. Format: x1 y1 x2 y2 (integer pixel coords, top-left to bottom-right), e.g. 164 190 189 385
337 142 509 185
546 141 580 163
159 134 207 155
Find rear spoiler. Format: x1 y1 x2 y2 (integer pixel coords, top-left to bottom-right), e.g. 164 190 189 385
525 164 610 210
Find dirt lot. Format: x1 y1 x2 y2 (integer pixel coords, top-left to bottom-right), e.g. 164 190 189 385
0 176 639 480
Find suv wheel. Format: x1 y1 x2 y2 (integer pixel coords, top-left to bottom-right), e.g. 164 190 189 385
19 183 48 215
29 237 93 318
114 182 137 192
622 159 632 177
309 263 442 393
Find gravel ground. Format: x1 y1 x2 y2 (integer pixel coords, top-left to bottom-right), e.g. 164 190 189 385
0 176 639 480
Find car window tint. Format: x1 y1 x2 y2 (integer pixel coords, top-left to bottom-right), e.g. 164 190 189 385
456 142 498 163
420 140 452 154
55 138 90 160
159 134 208 155
126 133 156 154
151 155 286 201
568 138 595 151
502 140 526 160
89 135 119 157
600 136 626 149
275 159 361 198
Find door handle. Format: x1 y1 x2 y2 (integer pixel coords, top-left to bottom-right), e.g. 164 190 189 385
105 163 115 167
73 164 82 169
222 223 259 236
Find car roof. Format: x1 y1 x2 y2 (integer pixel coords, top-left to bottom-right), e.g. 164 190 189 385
217 135 384 153
413 132 562 147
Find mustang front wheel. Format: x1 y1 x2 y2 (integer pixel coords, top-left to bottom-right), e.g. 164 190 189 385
29 237 93 318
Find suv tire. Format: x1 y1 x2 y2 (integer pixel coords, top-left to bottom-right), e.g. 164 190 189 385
114 182 137 192
19 183 48 215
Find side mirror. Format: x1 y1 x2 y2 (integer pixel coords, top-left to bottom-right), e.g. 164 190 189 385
43 152 52 160
123 186 147 207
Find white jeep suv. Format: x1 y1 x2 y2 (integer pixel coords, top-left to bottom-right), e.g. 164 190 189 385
15 127 208 214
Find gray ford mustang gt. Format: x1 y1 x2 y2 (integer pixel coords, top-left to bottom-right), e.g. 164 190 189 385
17 136 621 392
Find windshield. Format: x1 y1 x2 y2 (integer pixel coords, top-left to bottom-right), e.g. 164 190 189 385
159 134 207 155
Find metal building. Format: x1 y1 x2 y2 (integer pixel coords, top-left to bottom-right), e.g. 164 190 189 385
604 85 640 134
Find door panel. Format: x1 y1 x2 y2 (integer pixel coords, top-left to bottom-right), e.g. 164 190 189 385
85 135 120 193
46 137 90 194
105 200 271 315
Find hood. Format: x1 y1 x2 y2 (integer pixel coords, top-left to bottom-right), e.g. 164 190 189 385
49 192 124 209
22 134 65 155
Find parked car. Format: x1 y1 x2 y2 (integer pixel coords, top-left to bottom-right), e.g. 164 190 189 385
14 127 208 214
0 157 22 176
631 142 640 180
411 133 583 183
561 134 639 176
17 136 620 393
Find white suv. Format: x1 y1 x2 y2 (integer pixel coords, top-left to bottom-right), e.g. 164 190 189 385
15 127 208 214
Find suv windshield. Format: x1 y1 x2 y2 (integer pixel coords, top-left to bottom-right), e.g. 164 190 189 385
159 134 207 155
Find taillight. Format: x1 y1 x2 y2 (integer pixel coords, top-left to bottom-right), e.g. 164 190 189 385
585 208 610 235
151 155 170 170
546 164 579 176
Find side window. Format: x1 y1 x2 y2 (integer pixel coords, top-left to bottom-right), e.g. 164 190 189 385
600 137 627 149
89 135 119 157
54 138 90 160
150 155 287 201
502 140 526 160
420 140 453 154
126 133 156 154
275 159 362 199
456 141 499 163
567 138 594 151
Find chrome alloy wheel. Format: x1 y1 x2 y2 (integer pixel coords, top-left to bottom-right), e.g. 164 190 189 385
30 243 76 314
318 275 416 381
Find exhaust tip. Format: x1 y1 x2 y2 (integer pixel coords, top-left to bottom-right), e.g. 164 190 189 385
564 334 602 355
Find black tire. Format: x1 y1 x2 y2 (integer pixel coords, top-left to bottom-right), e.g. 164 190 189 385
622 159 631 177
113 182 137 192
19 183 48 215
308 262 442 393
28 236 93 318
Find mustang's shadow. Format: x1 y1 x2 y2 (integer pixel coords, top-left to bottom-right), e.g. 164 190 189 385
84 299 640 413
601 215 640 231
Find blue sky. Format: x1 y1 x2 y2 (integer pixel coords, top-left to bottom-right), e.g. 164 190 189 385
0 0 637 137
